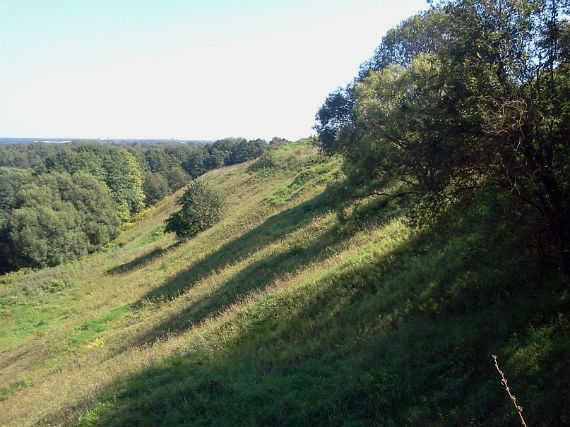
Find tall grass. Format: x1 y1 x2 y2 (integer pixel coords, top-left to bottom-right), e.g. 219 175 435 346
0 139 568 426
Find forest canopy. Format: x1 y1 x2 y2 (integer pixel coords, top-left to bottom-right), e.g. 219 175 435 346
0 138 268 272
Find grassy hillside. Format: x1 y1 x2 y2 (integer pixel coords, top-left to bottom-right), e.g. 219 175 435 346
1 139 568 426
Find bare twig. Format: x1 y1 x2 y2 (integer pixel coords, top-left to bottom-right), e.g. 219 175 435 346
492 355 528 427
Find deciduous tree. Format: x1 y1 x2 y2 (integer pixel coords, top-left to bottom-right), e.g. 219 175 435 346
164 181 224 239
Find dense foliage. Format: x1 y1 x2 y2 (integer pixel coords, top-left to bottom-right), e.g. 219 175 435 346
0 138 268 272
315 0 570 275
143 172 170 206
0 169 120 271
164 181 225 239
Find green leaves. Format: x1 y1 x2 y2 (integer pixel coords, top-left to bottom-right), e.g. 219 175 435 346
143 173 170 206
164 181 225 240
41 145 146 221
316 0 570 267
2 171 120 271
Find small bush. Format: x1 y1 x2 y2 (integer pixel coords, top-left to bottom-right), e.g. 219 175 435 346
164 181 224 239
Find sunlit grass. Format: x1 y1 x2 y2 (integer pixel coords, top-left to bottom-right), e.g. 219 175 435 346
0 139 567 427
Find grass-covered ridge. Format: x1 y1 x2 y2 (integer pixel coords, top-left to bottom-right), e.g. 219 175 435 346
0 139 568 426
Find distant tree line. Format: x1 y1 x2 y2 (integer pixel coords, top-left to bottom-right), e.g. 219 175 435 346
0 137 268 272
315 0 569 274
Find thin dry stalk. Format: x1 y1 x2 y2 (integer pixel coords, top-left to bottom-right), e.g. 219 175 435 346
492 354 528 427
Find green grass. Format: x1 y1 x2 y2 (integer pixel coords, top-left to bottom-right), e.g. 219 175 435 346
71 304 134 346
0 139 568 427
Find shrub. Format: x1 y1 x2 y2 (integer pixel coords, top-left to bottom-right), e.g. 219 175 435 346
164 181 224 239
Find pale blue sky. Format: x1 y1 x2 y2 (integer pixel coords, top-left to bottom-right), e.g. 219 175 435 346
0 0 427 140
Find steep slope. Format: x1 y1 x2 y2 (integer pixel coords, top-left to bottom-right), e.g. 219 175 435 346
0 139 568 426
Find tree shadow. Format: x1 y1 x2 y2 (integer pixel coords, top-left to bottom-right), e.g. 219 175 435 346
36 210 569 427
121 217 368 351
115 188 412 352
137 189 335 303
39 231 416 427
106 242 181 275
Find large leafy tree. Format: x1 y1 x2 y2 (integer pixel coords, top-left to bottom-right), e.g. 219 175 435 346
41 144 146 220
143 172 170 206
349 55 483 207
104 147 146 220
4 172 120 270
182 149 208 178
145 149 178 174
445 0 570 267
0 168 32 272
315 0 570 270
164 167 189 191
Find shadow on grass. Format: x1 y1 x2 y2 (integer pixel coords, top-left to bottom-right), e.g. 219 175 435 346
119 188 409 351
137 189 335 303
45 211 569 427
125 218 367 349
106 242 182 275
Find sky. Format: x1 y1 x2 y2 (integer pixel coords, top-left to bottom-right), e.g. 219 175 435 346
0 0 428 141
